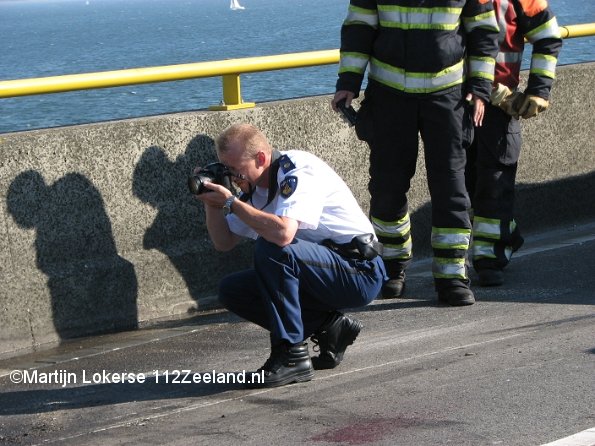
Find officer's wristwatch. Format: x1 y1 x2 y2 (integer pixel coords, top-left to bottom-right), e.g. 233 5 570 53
222 195 236 216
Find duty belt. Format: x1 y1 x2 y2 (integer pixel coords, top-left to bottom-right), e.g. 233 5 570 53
323 233 383 261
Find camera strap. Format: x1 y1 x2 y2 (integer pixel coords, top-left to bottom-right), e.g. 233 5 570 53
239 150 282 210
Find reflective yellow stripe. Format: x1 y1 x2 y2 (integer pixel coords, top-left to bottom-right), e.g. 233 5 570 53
472 241 513 260
378 6 461 30
473 216 500 240
496 0 509 44
530 54 558 78
382 238 413 260
468 56 496 81
372 214 410 237
463 10 499 33
432 257 467 279
372 214 412 260
496 52 523 64
339 52 369 75
369 58 464 94
431 227 471 250
472 240 496 259
345 5 378 28
526 18 561 43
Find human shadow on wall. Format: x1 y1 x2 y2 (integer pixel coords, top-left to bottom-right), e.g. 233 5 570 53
386 171 595 307
132 135 253 305
400 169 595 260
6 171 138 339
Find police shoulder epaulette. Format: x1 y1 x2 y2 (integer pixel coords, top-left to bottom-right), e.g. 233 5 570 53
278 155 296 174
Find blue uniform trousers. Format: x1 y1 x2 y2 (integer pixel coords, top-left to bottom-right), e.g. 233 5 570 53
219 237 387 345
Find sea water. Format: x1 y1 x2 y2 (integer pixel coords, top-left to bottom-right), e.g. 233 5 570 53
0 0 593 133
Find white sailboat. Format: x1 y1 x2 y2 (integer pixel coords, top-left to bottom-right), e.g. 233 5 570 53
230 0 245 10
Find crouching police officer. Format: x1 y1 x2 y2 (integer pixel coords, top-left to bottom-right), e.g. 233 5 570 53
194 123 387 388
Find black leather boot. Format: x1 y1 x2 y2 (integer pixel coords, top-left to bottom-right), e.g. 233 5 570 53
478 268 504 286
436 278 475 306
245 341 314 388
381 260 407 298
310 312 363 370
381 270 406 298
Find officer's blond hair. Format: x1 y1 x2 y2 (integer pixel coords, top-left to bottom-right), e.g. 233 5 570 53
216 124 272 159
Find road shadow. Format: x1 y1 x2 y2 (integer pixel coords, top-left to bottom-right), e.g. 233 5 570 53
400 170 595 306
6 171 138 339
0 373 254 416
468 171 595 306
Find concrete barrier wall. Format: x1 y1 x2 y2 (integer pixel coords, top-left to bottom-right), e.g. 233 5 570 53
1 63 594 358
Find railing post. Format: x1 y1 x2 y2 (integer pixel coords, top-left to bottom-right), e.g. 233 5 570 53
208 74 255 111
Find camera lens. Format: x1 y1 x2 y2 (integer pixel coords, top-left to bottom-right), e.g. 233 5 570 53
188 175 210 195
188 162 230 195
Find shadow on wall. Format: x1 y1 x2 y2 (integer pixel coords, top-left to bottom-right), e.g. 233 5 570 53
400 169 595 259
6 171 138 339
514 170 595 233
132 134 253 304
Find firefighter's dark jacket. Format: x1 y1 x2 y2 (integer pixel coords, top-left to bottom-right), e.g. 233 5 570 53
337 0 500 103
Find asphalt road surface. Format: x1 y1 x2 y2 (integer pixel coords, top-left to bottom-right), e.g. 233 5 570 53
1 222 594 446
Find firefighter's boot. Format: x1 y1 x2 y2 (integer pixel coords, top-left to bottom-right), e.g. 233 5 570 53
381 260 406 298
436 278 475 306
478 268 504 287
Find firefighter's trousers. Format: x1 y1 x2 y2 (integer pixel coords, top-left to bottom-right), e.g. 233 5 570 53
465 104 523 271
356 84 472 282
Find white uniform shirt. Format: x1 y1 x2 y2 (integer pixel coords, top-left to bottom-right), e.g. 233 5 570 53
227 150 375 245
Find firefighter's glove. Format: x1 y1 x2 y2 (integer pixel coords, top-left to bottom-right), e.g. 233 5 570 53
513 94 549 119
490 83 522 118
490 83 513 106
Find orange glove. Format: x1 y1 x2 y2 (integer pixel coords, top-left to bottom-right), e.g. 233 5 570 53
513 94 549 119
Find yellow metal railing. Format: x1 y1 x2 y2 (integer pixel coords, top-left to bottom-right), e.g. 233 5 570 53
559 23 595 39
0 23 593 111
0 50 339 111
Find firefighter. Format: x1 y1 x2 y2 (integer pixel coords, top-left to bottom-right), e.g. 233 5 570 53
466 0 563 286
332 0 500 305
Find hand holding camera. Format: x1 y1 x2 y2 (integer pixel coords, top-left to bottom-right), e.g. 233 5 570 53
188 162 234 195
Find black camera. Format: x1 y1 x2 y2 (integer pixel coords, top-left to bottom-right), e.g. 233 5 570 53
336 98 358 126
188 162 234 195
